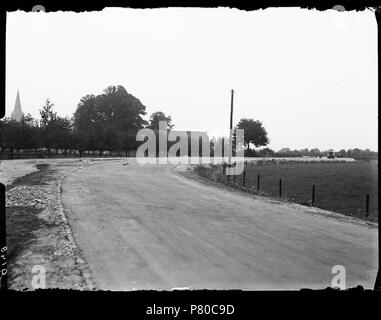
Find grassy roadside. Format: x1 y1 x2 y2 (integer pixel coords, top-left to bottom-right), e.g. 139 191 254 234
5 160 92 290
190 162 378 223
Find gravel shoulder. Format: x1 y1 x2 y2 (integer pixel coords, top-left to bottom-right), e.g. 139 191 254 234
0 159 40 186
2 158 96 290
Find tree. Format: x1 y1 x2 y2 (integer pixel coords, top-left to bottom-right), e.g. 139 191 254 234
147 111 174 131
145 111 174 157
310 148 321 156
73 94 99 154
0 115 40 153
1 119 22 152
21 114 41 151
338 149 346 157
51 116 73 156
351 148 362 156
236 118 269 152
258 147 275 157
73 85 148 155
39 99 58 155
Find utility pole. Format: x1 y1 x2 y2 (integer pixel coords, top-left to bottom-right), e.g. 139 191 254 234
228 89 234 166
374 6 381 291
230 89 234 132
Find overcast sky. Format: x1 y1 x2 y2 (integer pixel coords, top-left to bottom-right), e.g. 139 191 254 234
5 8 378 151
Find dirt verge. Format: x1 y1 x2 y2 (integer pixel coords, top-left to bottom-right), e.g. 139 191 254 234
5 159 96 290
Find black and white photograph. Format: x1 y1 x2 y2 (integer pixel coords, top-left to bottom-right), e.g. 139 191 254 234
0 4 379 296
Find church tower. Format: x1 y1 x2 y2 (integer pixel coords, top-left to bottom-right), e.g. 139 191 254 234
11 90 24 122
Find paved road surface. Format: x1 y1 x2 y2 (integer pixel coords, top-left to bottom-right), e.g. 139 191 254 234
62 160 378 290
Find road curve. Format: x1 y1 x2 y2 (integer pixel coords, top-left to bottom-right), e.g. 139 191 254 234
62 159 378 290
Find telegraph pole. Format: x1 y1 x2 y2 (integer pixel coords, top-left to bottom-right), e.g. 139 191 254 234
228 89 234 166
374 7 381 291
230 89 234 132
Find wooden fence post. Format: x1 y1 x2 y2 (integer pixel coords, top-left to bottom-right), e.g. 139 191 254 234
279 179 282 198
257 174 260 190
366 194 370 218
311 185 315 206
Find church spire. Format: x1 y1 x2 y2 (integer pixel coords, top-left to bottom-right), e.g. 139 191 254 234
11 89 24 122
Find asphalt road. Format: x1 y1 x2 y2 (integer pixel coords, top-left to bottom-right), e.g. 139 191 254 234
62 160 378 290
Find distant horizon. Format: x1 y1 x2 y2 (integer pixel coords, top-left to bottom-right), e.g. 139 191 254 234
5 87 379 154
6 8 378 151
4 91 378 154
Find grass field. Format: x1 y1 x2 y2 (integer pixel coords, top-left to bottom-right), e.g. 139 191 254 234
194 159 378 221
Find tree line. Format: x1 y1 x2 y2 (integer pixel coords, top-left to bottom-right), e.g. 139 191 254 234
3 85 375 160
0 86 175 157
0 85 272 158
275 147 378 159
